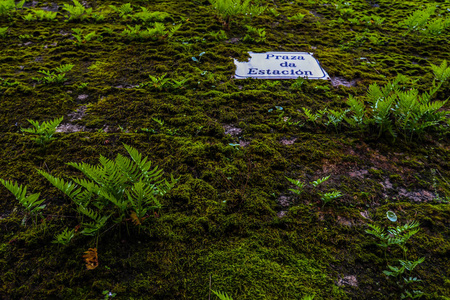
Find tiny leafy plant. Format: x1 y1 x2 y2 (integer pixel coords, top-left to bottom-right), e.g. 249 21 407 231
133 8 169 23
209 0 265 30
23 12 37 21
286 177 305 195
34 64 74 84
171 78 189 89
192 51 206 63
139 74 171 90
39 144 178 237
366 214 425 297
320 191 343 206
212 290 234 300
286 175 342 207
242 25 266 43
72 28 97 46
63 0 92 21
302 107 328 125
311 175 330 188
109 3 133 20
0 77 19 88
0 0 24 16
210 30 227 41
34 9 58 21
287 12 306 22
291 77 305 90
0 179 46 225
0 26 8 38
78 82 89 89
103 290 117 299
121 23 180 40
21 117 63 146
52 228 75 245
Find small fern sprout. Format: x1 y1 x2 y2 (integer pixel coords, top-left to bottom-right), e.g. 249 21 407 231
286 176 305 195
21 117 63 146
319 190 342 207
52 228 75 245
311 175 330 188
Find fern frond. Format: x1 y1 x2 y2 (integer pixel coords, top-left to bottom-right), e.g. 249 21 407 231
77 206 109 235
124 144 164 183
366 83 383 103
311 175 330 187
346 95 366 125
286 176 305 195
0 179 46 213
212 290 234 300
126 181 161 222
38 170 81 200
431 60 450 82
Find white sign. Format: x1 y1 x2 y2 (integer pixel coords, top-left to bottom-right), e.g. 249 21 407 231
234 52 329 80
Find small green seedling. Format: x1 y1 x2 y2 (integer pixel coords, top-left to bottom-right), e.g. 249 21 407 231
192 52 206 63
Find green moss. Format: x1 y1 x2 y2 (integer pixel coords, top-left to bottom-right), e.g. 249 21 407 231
1 0 450 298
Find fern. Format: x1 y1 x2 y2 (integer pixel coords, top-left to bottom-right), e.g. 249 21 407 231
121 24 170 40
302 107 321 124
311 175 330 188
109 3 133 19
325 109 349 131
77 206 110 236
286 176 305 195
400 6 434 35
431 60 450 82
212 290 234 300
320 191 342 206
0 179 45 224
52 228 75 245
209 0 263 29
0 0 24 16
366 221 421 259
34 9 57 21
38 170 82 200
0 26 8 37
345 95 366 127
63 0 92 21
133 8 169 23
126 181 159 224
287 13 306 22
21 117 63 145
40 144 178 235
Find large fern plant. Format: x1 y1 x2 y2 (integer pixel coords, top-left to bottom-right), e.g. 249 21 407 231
345 62 449 140
39 144 177 236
